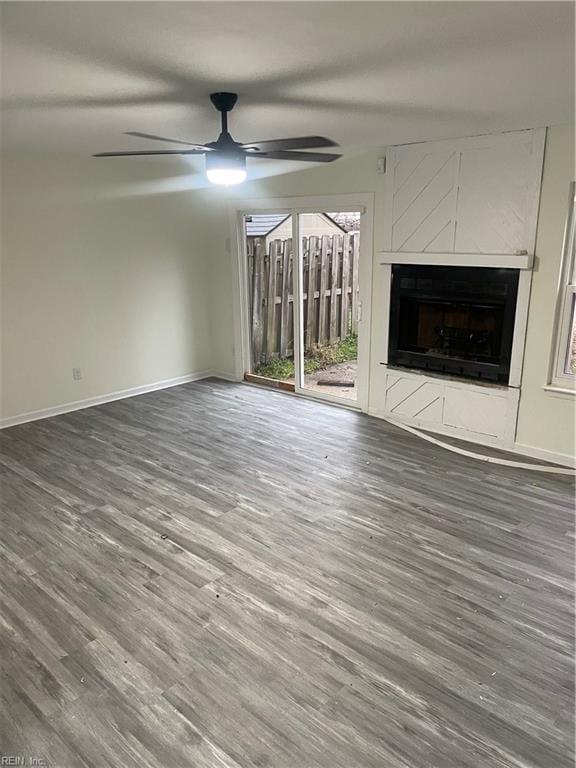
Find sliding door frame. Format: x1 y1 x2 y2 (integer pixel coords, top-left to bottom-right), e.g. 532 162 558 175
230 193 374 412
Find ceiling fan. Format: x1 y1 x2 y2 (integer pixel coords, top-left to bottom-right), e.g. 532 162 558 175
93 92 342 185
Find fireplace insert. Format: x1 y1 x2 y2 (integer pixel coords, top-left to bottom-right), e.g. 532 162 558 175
388 265 519 384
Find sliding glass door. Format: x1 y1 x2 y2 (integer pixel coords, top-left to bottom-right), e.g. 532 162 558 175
240 198 370 409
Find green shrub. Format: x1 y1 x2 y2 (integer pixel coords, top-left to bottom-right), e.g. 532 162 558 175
253 357 295 380
254 334 357 380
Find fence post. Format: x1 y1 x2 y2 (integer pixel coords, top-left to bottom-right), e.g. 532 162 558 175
305 236 317 349
329 235 340 343
351 233 360 335
279 238 292 358
266 240 278 358
251 238 265 364
318 235 330 345
341 233 351 338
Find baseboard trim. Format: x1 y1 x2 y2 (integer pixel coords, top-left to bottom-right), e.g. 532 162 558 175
208 370 241 382
0 370 214 429
512 442 575 469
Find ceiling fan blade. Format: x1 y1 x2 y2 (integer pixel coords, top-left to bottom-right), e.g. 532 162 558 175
249 150 341 163
241 136 338 152
124 132 210 150
93 149 207 157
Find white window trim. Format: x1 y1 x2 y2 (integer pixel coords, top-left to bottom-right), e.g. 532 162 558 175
547 181 576 394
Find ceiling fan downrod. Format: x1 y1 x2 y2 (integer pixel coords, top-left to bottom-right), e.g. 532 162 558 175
209 92 238 144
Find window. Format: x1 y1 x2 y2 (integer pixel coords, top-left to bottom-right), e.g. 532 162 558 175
564 295 576 374
549 182 576 391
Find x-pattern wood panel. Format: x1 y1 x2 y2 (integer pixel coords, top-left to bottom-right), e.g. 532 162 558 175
391 149 458 252
386 130 544 257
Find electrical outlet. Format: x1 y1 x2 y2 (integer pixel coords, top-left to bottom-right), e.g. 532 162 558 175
72 367 83 381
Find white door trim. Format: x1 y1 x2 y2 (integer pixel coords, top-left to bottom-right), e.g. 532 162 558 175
229 193 374 412
292 212 304 391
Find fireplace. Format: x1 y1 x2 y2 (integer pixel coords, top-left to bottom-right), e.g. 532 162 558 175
388 265 519 384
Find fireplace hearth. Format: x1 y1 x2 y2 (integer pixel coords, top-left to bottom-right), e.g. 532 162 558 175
388 265 519 384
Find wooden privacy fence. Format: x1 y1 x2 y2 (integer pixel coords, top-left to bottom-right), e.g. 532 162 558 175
247 233 360 364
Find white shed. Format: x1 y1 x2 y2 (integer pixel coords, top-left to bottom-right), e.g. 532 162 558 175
245 213 345 249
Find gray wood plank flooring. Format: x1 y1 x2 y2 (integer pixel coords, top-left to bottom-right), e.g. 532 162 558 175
0 378 573 767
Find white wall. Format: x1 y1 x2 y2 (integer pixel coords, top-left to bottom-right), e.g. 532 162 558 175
515 124 575 459
1 154 215 420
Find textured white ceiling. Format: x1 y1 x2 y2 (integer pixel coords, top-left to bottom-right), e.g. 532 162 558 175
1 1 574 165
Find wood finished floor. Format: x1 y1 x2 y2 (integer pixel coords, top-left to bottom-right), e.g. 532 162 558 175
0 378 574 768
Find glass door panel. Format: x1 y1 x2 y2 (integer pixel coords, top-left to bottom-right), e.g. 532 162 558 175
297 212 361 402
243 213 295 389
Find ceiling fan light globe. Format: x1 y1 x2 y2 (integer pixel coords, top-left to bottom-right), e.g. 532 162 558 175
205 151 246 185
206 168 247 185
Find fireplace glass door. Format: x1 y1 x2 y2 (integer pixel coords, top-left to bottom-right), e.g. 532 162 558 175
389 265 519 384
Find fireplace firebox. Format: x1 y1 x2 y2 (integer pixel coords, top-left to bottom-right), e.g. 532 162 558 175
388 265 519 384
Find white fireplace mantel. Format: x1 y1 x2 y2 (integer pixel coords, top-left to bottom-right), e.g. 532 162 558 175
379 251 533 270
375 129 545 449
